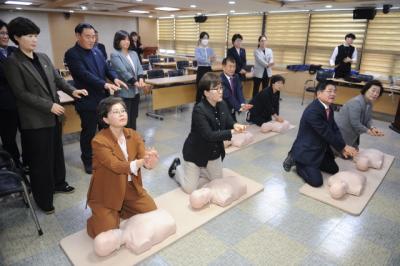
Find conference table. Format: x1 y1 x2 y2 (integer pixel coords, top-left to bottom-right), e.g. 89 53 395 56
145 70 288 120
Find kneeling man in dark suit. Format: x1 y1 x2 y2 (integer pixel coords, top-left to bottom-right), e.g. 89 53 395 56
283 81 357 187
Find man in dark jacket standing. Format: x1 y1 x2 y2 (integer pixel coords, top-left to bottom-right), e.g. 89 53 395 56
65 23 126 174
0 19 20 166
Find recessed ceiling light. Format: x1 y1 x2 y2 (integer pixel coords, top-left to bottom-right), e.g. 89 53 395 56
325 5 332 8
230 10 235 13
229 1 235 4
81 5 87 10
128 10 150 13
16 7 22 10
69 10 74 13
5 1 32 5
196 12 201 15
190 4 196 8
154 7 180 11
148 15 153 18
136 0 143 2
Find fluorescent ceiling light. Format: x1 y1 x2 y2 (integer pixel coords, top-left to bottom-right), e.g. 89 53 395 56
129 10 150 14
190 4 196 8
229 1 235 4
16 7 22 9
81 5 87 10
148 15 153 18
5 1 32 5
325 5 332 8
196 12 201 15
230 10 235 13
231 12 251 15
159 16 174 19
136 0 143 2
178 15 195 18
69 10 74 13
155 7 180 11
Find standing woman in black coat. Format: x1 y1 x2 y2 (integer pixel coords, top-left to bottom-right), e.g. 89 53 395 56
226 33 247 80
168 72 247 194
4 17 88 214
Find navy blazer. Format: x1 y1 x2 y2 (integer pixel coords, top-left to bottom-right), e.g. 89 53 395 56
221 73 245 112
0 46 17 110
291 99 346 167
64 43 117 111
227 47 246 75
95 42 107 60
183 100 235 167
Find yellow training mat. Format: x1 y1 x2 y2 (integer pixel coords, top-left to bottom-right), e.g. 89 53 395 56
60 168 264 266
299 153 395 216
225 124 296 154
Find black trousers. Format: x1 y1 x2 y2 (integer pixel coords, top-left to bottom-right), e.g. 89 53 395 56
196 66 212 103
21 120 67 210
123 94 140 130
252 69 269 99
295 151 339 187
0 109 21 164
77 110 103 167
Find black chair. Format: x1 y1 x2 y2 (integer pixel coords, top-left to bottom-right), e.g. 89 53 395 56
149 57 161 68
176 60 189 70
147 69 165 79
244 64 254 72
164 57 175 62
192 60 198 67
301 69 334 105
141 63 150 71
168 69 184 77
0 148 43 236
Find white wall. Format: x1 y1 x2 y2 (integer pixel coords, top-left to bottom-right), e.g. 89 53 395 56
0 10 54 61
84 15 138 59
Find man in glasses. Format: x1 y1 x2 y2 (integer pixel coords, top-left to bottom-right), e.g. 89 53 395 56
283 81 357 187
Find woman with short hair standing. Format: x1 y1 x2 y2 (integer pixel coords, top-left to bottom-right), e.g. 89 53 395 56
4 17 87 213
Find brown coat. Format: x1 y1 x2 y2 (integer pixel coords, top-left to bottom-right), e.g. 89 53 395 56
87 127 146 210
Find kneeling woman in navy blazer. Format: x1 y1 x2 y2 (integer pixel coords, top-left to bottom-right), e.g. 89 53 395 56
168 72 247 194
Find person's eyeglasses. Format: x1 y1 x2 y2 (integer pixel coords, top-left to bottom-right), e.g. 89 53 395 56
0 31 9 36
110 109 126 115
209 85 223 92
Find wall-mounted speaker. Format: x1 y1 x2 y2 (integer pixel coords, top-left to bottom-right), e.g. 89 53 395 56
63 12 71 19
353 8 376 20
194 15 207 23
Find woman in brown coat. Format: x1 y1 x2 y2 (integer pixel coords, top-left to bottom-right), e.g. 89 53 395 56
86 96 157 238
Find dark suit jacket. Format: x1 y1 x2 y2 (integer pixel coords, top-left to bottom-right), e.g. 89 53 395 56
183 99 235 167
96 42 107 60
248 86 280 126
221 73 245 112
88 127 147 210
291 99 346 167
64 43 117 111
4 49 75 130
227 47 246 75
0 46 17 110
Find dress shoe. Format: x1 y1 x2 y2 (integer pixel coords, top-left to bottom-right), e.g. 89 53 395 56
168 158 181 178
54 184 75 194
40 206 55 215
84 164 92 174
283 152 295 172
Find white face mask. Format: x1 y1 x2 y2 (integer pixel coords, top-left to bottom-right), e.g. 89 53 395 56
201 39 209 46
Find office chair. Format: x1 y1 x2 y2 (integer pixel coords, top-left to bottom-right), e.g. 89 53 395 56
176 60 189 70
141 63 150 71
147 69 165 79
168 69 184 77
301 69 334 105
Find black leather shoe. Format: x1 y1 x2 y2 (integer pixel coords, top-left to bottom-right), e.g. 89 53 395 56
168 158 181 178
41 206 55 215
283 152 295 172
54 185 75 194
84 164 92 174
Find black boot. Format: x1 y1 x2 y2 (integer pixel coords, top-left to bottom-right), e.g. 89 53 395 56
283 152 295 172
